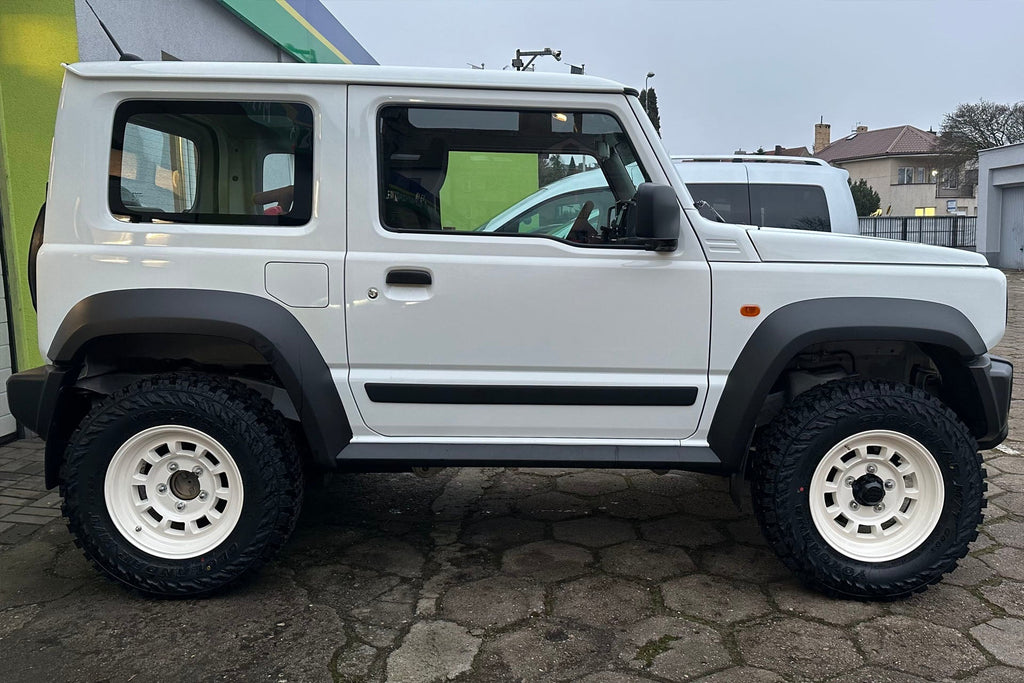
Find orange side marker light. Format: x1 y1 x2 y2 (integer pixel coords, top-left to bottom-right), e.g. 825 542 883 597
740 305 761 317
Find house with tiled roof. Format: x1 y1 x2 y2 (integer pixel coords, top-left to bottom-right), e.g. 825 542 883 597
814 122 977 216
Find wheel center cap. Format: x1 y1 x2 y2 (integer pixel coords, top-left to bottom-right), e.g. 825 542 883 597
852 473 886 506
169 470 201 501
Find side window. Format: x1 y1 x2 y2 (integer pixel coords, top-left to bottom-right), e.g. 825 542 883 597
377 106 649 246
685 183 751 224
110 100 314 226
749 184 831 232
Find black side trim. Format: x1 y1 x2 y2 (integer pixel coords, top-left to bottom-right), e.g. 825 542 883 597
7 365 71 438
48 289 350 471
973 354 1012 449
708 297 988 472
365 384 698 406
339 443 724 474
386 269 432 286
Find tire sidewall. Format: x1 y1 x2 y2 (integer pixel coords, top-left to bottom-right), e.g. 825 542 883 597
785 400 975 591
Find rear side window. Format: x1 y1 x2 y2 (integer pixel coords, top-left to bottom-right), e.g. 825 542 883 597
109 100 313 226
749 184 830 231
685 183 750 224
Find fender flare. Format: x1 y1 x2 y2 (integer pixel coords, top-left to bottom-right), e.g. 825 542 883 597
48 289 350 470
708 297 988 472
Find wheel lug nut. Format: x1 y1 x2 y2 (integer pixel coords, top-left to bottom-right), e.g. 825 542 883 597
198 491 208 501
157 483 168 494
192 466 203 476
884 479 896 490
175 501 186 511
866 464 877 474
849 501 860 511
135 525 142 532
168 462 179 472
874 503 885 512
844 476 855 487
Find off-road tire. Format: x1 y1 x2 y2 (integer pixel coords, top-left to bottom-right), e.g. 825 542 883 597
751 379 985 599
60 373 303 597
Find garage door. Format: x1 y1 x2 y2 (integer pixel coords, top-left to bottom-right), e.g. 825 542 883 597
1002 185 1024 269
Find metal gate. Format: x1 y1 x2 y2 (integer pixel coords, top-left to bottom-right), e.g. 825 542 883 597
1001 185 1024 269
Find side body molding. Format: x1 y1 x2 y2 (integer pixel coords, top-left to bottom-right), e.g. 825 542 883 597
708 297 989 472
49 289 350 469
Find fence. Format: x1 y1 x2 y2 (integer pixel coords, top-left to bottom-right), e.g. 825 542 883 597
858 216 976 249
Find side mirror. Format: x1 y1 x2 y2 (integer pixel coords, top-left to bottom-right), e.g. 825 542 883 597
634 183 680 251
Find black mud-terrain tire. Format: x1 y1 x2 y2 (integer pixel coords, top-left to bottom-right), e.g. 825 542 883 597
751 379 985 599
60 374 303 597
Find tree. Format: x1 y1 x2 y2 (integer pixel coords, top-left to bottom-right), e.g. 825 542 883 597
639 87 661 137
849 178 880 217
937 99 1024 167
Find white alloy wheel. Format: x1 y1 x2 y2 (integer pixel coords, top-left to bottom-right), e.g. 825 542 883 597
808 429 944 563
104 425 245 559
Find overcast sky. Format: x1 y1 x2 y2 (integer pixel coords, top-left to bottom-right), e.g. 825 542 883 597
326 0 1023 155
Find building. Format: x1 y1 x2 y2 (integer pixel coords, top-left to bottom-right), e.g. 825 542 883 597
976 142 1024 268
0 0 374 437
765 145 812 157
814 123 977 217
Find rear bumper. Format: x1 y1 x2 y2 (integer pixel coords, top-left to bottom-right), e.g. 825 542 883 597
973 354 1013 450
7 365 72 439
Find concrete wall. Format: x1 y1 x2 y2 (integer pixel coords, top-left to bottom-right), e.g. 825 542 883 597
977 142 1024 267
75 0 293 62
0 0 80 371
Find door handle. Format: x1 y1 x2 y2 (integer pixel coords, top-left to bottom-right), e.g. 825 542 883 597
386 269 432 286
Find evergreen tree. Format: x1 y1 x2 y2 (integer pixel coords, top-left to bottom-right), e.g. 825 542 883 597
849 178 881 216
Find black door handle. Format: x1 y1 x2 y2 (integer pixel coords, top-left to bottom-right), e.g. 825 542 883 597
386 269 432 286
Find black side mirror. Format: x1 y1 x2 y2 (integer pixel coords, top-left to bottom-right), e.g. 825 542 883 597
634 183 680 251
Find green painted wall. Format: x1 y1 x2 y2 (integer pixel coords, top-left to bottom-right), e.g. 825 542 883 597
0 1 79 369
440 152 538 230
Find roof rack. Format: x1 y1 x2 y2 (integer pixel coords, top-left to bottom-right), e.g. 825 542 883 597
670 154 830 167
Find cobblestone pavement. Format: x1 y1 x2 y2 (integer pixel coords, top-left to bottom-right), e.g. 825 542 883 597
3 276 1024 682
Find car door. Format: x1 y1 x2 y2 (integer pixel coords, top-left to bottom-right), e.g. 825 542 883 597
344 85 711 441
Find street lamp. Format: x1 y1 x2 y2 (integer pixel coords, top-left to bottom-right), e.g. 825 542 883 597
644 72 655 114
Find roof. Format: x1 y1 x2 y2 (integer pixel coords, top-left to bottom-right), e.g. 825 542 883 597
64 62 628 94
766 146 811 157
815 125 938 163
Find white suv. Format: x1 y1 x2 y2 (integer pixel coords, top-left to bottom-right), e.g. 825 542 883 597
9 61 1011 599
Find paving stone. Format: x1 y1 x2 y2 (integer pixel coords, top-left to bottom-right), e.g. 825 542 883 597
826 667 930 682
439 575 544 629
516 491 591 521
856 615 987 678
990 474 1024 493
555 471 628 496
487 473 553 498
639 515 725 548
603 490 677 519
992 491 1024 515
663 574 771 624
461 516 545 549
0 604 42 639
980 547 1024 582
577 672 660 683
727 518 769 546
770 579 883 625
515 468 585 477
384 620 480 683
700 544 791 583
944 554 998 587
619 616 732 681
962 665 1024 682
888 582 995 628
692 667 784 683
600 541 695 580
502 540 592 582
737 617 863 679
553 575 653 626
980 580 1024 617
970 617 1024 667
986 518 1024 549
987 456 1024 474
676 490 746 520
627 471 703 497
341 539 425 578
553 517 635 548
474 619 616 682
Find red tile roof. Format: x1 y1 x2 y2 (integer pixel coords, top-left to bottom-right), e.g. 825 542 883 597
766 145 812 157
815 125 938 163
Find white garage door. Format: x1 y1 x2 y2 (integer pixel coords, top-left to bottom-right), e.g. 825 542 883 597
1002 185 1024 269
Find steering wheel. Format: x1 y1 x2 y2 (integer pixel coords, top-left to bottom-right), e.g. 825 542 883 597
567 200 598 242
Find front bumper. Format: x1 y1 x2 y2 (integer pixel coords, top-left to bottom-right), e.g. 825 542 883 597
972 354 1013 450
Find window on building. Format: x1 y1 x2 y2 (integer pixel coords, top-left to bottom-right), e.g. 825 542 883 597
377 106 649 246
898 167 914 184
914 207 936 216
942 168 959 189
110 100 314 226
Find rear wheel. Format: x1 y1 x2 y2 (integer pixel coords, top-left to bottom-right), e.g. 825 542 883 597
752 380 985 599
61 374 302 596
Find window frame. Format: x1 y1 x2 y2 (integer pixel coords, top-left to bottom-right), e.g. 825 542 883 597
374 104 652 250
108 99 315 227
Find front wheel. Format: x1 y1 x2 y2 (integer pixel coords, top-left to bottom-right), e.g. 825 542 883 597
751 380 985 599
61 374 303 596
